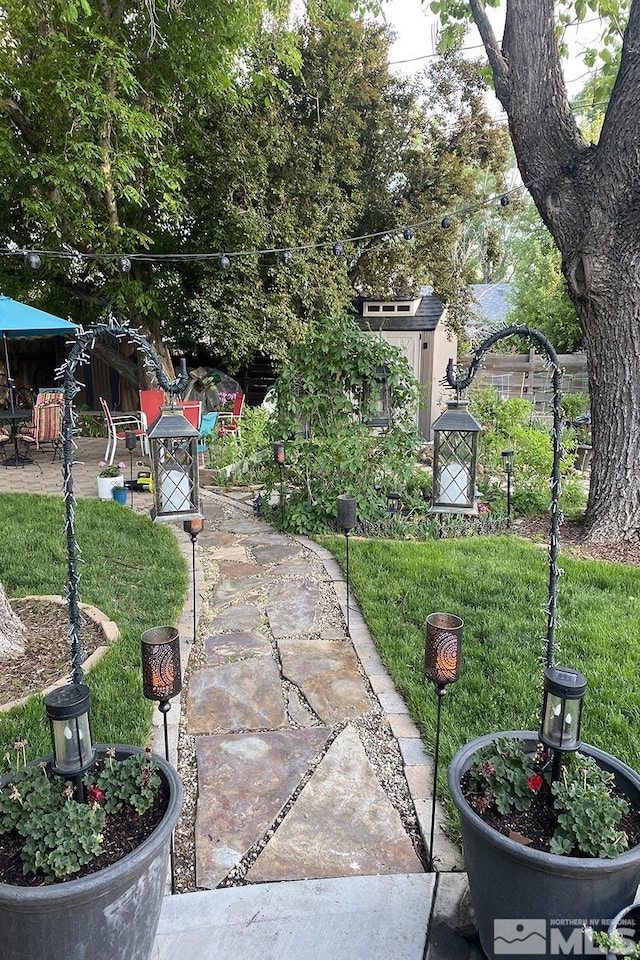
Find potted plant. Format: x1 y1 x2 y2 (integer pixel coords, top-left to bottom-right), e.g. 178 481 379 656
0 734 182 960
97 461 126 500
589 903 640 957
448 730 640 960
111 480 128 506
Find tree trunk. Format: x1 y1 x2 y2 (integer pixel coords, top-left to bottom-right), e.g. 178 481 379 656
467 0 640 542
0 583 26 657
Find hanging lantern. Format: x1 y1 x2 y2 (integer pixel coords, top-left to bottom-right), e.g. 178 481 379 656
540 666 586 753
146 405 201 522
141 626 182 703
424 613 463 686
44 683 95 780
431 400 483 515
366 365 391 428
273 442 286 465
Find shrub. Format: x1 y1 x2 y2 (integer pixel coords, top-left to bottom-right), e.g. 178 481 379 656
267 314 419 534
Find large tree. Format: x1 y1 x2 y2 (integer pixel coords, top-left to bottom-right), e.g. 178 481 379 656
433 0 639 541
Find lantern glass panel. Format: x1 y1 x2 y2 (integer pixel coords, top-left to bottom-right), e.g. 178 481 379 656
542 691 582 750
151 435 199 520
435 430 476 509
51 713 93 773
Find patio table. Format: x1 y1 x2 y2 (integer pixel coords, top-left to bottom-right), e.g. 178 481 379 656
0 409 34 468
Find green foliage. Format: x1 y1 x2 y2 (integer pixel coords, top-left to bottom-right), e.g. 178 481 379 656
505 206 583 353
469 386 586 518
268 313 419 533
0 748 162 881
551 754 629 858
468 737 541 814
91 750 161 815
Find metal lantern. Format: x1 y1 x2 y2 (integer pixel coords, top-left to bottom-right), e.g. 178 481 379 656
146 405 201 522
431 400 483 515
141 626 182 704
387 491 401 516
501 449 514 475
424 613 463 687
540 665 586 754
337 494 357 533
253 491 264 516
273 441 285 465
366 365 391 428
45 683 95 791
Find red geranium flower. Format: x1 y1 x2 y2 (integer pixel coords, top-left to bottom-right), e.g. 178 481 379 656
87 784 106 804
527 774 544 792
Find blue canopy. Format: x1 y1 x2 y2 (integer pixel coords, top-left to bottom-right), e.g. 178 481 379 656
0 296 77 337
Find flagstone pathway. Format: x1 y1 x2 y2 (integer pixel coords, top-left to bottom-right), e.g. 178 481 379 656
183 494 460 892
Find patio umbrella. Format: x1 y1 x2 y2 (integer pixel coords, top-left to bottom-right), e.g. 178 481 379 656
0 296 78 412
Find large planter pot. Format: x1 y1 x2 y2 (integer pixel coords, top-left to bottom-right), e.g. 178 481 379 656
97 475 124 500
0 745 183 960
449 731 640 960
606 902 640 958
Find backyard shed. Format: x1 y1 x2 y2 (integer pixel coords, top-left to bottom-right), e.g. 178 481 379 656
354 293 456 441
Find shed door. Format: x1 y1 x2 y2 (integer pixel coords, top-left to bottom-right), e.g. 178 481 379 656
366 331 420 427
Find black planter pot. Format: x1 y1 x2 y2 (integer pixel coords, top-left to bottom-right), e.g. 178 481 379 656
448 731 640 960
606 902 640 958
0 745 183 960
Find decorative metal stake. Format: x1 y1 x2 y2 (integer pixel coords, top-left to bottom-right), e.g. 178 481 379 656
444 325 562 668
183 517 204 645
337 495 357 636
126 431 137 510
274 442 286 527
59 322 188 683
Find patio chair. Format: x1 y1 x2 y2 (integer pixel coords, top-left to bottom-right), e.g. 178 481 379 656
99 396 148 465
197 411 218 467
177 400 202 431
17 391 64 460
218 392 244 439
139 389 165 434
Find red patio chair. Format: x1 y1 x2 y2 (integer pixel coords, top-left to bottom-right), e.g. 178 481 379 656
139 389 165 434
218 392 244 439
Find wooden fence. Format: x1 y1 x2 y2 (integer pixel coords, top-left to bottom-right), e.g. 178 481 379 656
459 350 588 412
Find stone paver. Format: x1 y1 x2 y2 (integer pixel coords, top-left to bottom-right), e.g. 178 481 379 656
208 603 262 632
195 728 331 889
278 635 372 723
187 657 288 734
216 560 267 578
203 631 272 666
266 580 324 638
247 726 424 882
218 519 273 534
251 541 303 566
211 577 264 606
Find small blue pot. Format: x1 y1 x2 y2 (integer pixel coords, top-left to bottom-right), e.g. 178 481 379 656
111 487 128 505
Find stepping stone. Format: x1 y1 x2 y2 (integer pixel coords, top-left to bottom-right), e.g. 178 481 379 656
263 559 317 579
278 635 372 723
217 561 267 579
200 503 228 521
196 530 237 549
218 519 272 534
266 581 323 638
212 577 263 606
208 603 262 632
187 657 288 735
252 541 302 566
208 546 248 562
204 631 271 666
195 728 331 889
247 726 424 883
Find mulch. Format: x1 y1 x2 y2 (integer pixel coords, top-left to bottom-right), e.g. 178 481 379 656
1 598 105 707
512 517 640 567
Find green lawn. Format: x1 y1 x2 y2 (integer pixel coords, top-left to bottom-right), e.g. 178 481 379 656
324 534 640 809
0 493 188 760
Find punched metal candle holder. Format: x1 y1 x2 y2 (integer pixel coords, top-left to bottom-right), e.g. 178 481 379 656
274 442 286 526
424 612 463 872
141 625 182 894
337 494 357 635
183 518 204 645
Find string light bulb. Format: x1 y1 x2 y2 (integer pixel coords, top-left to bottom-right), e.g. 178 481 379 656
24 252 41 270
500 195 510 207
280 249 292 264
441 216 452 229
332 242 343 256
218 255 231 270
117 256 132 273
402 227 414 240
